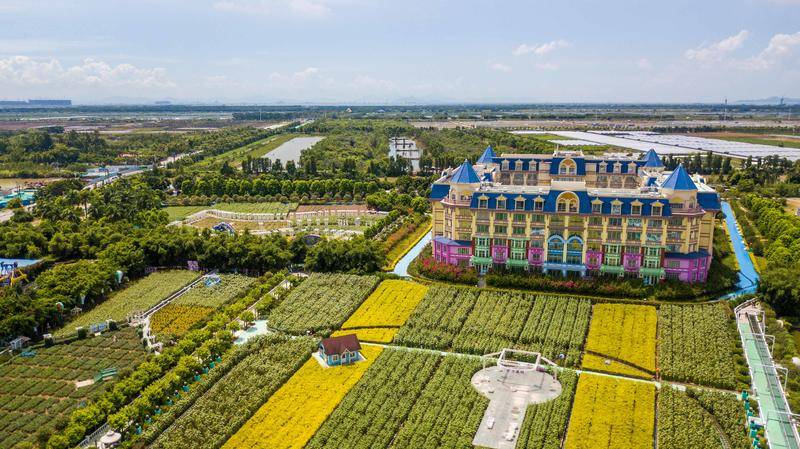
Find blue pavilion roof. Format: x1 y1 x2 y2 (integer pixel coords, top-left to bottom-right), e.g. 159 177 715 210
429 184 450 200
450 160 481 184
661 164 697 191
641 149 664 168
477 145 496 164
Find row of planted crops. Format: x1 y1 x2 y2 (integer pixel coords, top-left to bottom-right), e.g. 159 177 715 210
4 270 755 449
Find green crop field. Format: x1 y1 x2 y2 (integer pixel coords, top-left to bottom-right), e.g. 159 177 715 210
0 328 146 448
54 270 199 337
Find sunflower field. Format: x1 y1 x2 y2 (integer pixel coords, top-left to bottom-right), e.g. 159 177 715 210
267 273 380 335
335 280 428 343
307 350 487 449
582 303 657 378
658 303 743 389
564 374 655 449
55 270 199 337
222 345 382 449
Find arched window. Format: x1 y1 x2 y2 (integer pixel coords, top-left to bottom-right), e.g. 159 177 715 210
559 159 577 175
566 236 583 265
556 192 580 214
547 235 564 263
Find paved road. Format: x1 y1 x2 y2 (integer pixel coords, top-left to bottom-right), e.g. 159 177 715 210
721 201 759 296
392 230 431 277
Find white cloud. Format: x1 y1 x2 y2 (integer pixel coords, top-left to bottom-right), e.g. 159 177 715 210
513 39 570 56
489 62 511 72
637 58 652 70
0 56 173 88
213 0 331 17
740 31 800 70
685 30 749 62
535 62 559 70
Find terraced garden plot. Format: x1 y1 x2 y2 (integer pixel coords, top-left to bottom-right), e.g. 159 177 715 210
222 345 382 449
657 387 750 449
564 374 655 449
149 335 315 449
172 274 256 308
0 328 146 448
267 273 380 335
659 303 742 389
393 286 591 366
307 350 487 449
55 270 199 337
150 304 214 337
582 303 657 378
333 280 428 343
517 369 579 449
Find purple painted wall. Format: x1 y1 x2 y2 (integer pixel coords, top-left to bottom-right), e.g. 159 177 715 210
491 245 508 263
663 255 710 283
527 247 544 266
585 250 603 270
623 253 642 272
433 240 472 265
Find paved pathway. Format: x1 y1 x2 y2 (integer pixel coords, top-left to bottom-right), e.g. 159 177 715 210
720 201 759 297
737 305 800 449
392 230 431 277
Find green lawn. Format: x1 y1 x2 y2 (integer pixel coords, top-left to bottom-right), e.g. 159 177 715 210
194 134 302 169
165 202 298 221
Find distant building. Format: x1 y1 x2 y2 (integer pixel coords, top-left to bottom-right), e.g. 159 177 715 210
429 147 721 284
389 137 422 173
319 334 362 366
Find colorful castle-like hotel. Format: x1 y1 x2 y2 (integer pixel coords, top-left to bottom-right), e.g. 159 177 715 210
428 147 721 284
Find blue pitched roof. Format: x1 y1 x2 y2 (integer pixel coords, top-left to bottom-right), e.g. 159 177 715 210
451 160 481 184
664 249 710 260
661 164 697 191
477 145 496 164
429 184 450 200
433 236 471 246
641 149 664 168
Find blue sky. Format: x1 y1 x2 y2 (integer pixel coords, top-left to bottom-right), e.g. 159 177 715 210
1 0 799 103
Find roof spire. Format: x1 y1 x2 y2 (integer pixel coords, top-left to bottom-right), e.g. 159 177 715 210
661 163 697 190
450 159 481 184
477 145 497 164
641 149 664 168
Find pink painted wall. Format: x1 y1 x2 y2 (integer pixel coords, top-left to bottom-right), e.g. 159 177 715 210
491 245 508 263
623 253 642 272
663 255 710 283
585 250 603 270
527 247 544 266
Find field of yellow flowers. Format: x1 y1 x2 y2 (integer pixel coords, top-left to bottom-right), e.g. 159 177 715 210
582 303 657 378
564 374 655 449
222 345 383 449
335 280 428 343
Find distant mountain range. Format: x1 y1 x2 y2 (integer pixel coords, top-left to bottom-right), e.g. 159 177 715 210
734 96 800 105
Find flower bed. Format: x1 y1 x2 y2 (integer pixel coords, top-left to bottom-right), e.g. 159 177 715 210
54 270 199 337
222 345 382 449
582 303 657 378
564 374 655 449
267 273 380 335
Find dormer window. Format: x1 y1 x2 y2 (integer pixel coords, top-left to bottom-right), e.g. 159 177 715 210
478 198 488 208
631 204 642 215
515 199 525 210
652 205 662 216
497 199 507 209
592 203 602 214
611 204 622 215
501 160 510 170
534 198 544 211
559 159 577 175
599 162 607 173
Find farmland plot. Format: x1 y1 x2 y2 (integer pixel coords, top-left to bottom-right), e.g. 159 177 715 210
335 280 428 343
307 350 487 449
268 273 379 334
393 286 591 366
582 303 657 378
657 387 748 449
222 345 382 449
149 335 315 449
0 328 146 448
55 270 199 337
564 374 655 449
516 369 578 449
659 304 741 389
